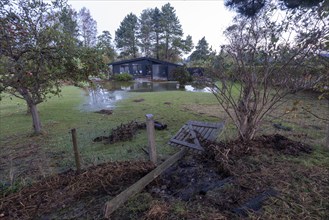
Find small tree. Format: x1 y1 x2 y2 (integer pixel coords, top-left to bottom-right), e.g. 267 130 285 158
202 3 328 141
0 0 101 134
77 7 97 47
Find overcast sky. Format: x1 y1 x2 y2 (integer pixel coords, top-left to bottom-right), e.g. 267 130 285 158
67 0 236 53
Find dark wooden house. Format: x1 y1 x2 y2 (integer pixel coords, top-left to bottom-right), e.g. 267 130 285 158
109 57 181 81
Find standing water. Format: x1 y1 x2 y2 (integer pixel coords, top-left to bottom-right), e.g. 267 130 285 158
80 81 211 112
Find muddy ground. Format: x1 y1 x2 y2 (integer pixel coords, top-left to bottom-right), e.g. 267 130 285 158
1 134 328 219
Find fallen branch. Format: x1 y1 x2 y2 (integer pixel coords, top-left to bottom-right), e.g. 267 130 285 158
103 148 187 219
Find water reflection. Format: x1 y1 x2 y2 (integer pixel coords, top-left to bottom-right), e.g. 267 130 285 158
80 81 211 112
101 81 182 92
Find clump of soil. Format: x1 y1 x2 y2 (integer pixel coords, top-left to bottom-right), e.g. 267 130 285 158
133 98 145 102
94 109 113 115
93 121 146 143
0 161 155 219
93 121 167 143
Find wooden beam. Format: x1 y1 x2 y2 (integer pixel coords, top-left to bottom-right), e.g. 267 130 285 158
71 128 81 172
103 148 187 219
146 114 157 164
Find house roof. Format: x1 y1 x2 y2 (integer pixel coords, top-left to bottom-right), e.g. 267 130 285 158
108 57 181 66
319 52 329 58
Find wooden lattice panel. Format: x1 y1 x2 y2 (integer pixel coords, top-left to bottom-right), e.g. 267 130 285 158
169 121 225 151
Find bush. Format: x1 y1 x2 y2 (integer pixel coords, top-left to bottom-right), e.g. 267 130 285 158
172 66 192 87
114 73 133 81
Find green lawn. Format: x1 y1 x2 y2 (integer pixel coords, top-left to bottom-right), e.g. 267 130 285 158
0 86 222 181
1 84 328 219
1 85 328 182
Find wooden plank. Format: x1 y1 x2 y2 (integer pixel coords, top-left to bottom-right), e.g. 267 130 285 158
170 126 191 146
187 123 201 148
199 127 208 139
104 148 187 219
169 121 225 149
208 130 219 142
189 121 223 129
176 126 189 140
170 125 188 142
208 123 225 141
203 128 213 140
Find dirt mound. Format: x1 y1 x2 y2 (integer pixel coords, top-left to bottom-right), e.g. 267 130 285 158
93 121 146 143
0 161 154 219
146 134 324 219
254 134 313 155
93 121 167 143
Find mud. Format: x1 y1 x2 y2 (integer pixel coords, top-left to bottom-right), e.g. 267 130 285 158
1 134 327 220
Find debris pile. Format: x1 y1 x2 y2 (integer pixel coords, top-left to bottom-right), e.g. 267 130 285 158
93 121 167 143
0 161 154 219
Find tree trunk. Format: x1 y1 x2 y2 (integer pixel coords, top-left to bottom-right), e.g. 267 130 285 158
29 103 42 134
156 33 159 59
327 99 329 149
238 115 257 141
165 36 169 60
326 124 329 150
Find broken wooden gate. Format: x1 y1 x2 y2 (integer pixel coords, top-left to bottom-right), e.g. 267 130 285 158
169 121 225 151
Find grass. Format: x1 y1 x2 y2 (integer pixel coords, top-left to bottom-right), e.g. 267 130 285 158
1 86 328 179
0 84 328 219
0 86 221 183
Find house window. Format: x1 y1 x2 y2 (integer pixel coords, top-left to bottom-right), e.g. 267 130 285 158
132 64 142 75
120 64 130 73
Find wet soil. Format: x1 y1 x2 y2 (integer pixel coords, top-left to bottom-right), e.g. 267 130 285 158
1 134 328 219
0 161 154 219
94 109 113 115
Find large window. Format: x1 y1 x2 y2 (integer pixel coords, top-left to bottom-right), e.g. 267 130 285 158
120 64 130 73
152 65 167 78
132 64 142 75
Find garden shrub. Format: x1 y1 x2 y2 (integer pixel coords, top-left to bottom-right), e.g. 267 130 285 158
114 73 133 81
172 66 192 87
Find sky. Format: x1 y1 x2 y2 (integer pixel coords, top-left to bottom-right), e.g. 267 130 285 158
67 0 236 53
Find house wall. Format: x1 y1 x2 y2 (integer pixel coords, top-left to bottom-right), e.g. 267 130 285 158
113 60 152 76
111 59 181 81
168 65 178 81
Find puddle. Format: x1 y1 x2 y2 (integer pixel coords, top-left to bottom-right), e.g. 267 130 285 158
80 87 127 112
80 81 211 112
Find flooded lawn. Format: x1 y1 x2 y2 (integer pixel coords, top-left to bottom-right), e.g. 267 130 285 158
80 81 211 112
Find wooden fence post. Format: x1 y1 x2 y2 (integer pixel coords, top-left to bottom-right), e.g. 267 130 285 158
71 128 81 172
146 114 157 164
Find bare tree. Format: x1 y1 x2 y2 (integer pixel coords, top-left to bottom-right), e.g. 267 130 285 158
78 7 97 47
202 3 328 141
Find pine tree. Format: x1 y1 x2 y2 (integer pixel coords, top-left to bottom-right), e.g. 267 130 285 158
97 31 116 63
115 13 139 58
151 7 163 59
189 37 210 62
138 9 153 57
160 3 183 60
